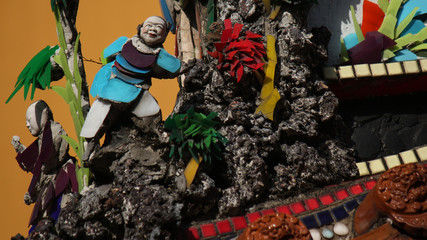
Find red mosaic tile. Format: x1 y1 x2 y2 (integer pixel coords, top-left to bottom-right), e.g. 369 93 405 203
246 212 261 223
319 194 334 205
335 189 350 200
364 180 377 190
200 223 216 238
261 208 276 216
276 205 292 215
290 202 306 214
350 184 364 195
231 216 248 231
305 198 320 210
186 227 200 240
216 220 232 234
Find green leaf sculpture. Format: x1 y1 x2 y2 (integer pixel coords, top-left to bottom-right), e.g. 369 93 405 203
6 45 59 103
164 108 228 187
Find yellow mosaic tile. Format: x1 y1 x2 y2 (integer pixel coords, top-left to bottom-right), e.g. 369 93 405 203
356 162 369 176
403 60 420 74
386 62 403 76
384 155 401 169
354 64 371 78
370 63 387 77
415 146 427 161
338 65 355 79
420 59 427 72
323 67 338 80
369 159 386 174
400 150 418 164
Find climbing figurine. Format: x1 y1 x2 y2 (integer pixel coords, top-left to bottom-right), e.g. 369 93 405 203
11 100 78 231
80 16 190 164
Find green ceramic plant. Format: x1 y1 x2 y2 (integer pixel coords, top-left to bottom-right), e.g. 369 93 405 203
164 107 228 187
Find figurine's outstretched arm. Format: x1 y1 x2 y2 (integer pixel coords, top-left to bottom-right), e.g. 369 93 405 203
11 136 26 153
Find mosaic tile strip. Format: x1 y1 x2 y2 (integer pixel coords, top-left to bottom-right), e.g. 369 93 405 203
185 147 427 239
356 145 427 177
323 60 427 81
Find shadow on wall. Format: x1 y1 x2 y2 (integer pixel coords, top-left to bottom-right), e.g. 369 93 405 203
307 0 363 66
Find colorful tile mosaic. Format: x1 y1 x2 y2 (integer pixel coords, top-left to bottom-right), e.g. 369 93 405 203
184 147 427 240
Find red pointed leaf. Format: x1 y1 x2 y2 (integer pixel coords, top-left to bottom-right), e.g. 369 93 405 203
237 64 244 83
246 31 263 39
231 59 240 70
221 29 233 42
208 51 219 58
214 42 228 52
224 18 232 30
231 23 244 40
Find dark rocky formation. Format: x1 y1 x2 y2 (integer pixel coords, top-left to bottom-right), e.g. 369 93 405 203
18 1 360 239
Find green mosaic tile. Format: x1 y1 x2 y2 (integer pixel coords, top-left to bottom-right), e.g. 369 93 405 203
323 67 338 80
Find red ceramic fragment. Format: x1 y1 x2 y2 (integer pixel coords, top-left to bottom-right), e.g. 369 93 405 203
276 205 292 215
55 168 69 197
364 180 377 190
290 202 306 214
67 163 79 193
261 208 276 216
305 198 320 210
16 140 38 172
186 227 200 240
361 0 385 36
200 223 217 238
231 216 248 231
350 184 364 195
335 189 350 200
246 211 262 223
319 194 335 205
216 220 232 234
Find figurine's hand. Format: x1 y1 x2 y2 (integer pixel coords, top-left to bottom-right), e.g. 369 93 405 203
11 136 26 153
24 192 33 205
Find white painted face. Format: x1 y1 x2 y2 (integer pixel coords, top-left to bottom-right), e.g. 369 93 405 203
26 103 41 137
140 16 168 47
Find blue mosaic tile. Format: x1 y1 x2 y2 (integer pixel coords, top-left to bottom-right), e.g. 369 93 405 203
344 199 359 211
316 210 334 226
331 205 349 221
357 193 368 203
300 215 319 229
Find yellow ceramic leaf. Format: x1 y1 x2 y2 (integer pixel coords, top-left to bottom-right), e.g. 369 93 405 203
256 89 280 120
269 5 281 20
184 157 203 188
260 61 276 99
266 35 277 62
262 0 271 14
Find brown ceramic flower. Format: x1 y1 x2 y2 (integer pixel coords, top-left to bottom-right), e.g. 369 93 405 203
237 213 311 240
355 163 427 237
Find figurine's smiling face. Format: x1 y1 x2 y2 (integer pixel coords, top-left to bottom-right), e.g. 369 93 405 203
140 16 167 47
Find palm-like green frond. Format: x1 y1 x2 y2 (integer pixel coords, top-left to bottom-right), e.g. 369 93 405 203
6 45 59 103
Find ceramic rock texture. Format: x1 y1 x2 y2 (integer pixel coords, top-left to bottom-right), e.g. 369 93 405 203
17 1 358 239
174 1 357 217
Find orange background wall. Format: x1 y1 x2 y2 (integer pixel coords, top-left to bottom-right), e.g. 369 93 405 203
0 1 178 238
